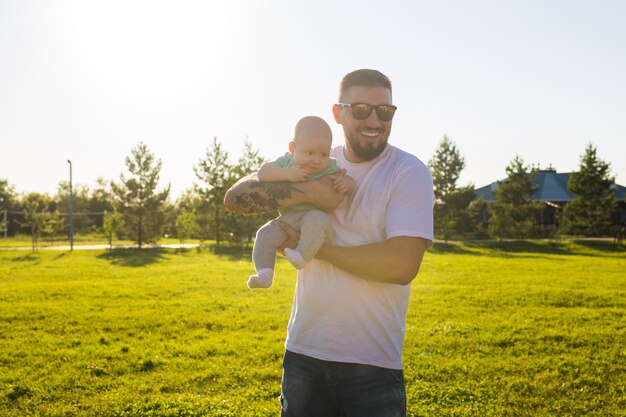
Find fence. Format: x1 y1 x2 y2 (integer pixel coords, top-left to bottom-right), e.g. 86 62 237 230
2 208 106 239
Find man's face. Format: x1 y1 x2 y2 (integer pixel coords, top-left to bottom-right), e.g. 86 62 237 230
333 86 393 163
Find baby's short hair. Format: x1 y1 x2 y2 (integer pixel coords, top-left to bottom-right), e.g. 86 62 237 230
294 116 332 144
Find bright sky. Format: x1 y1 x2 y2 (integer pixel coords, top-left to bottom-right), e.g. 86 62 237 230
1 0 625 200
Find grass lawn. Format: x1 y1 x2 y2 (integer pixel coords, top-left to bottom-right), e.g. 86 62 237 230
0 241 624 416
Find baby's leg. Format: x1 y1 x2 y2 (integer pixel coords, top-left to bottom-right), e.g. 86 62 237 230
249 218 287 289
284 210 332 269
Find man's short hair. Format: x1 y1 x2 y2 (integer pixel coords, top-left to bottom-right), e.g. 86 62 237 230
339 69 392 101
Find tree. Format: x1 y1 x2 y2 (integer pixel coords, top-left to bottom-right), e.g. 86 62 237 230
111 142 170 247
103 210 126 252
488 156 541 240
160 200 178 240
0 179 17 237
175 209 197 244
194 137 235 245
438 185 477 241
428 136 476 242
176 188 202 212
89 177 114 231
175 188 211 241
20 192 51 253
563 144 616 236
429 135 465 203
467 198 490 239
233 139 267 178
42 210 64 245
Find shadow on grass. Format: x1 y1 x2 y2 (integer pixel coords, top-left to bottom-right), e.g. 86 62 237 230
571 239 626 254
430 242 482 255
466 240 570 255
430 240 563 256
11 254 40 263
53 252 67 261
462 239 624 257
196 242 252 262
97 248 169 267
193 239 623 260
427 239 625 259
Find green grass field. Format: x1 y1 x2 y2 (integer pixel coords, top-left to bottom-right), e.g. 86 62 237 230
1 241 624 416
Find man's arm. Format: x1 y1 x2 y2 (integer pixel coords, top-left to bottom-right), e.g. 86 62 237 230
224 172 346 215
277 221 429 285
316 237 430 285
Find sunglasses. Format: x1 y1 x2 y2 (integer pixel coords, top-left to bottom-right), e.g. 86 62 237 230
337 102 397 122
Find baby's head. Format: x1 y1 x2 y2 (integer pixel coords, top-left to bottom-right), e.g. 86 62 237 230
289 116 333 174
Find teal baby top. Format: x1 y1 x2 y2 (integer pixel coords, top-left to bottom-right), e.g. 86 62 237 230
274 152 341 213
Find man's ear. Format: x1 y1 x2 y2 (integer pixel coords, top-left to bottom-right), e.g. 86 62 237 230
288 141 296 155
332 104 342 124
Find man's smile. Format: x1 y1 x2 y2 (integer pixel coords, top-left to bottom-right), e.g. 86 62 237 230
358 129 382 138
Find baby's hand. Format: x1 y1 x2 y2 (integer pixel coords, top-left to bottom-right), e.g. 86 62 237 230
333 174 356 194
287 165 310 182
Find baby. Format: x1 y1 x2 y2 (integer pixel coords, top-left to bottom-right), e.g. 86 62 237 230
248 116 355 289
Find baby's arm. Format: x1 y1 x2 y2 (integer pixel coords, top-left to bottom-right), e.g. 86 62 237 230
258 162 310 182
333 174 356 195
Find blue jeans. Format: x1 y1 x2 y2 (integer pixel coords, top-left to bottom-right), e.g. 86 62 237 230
280 350 406 417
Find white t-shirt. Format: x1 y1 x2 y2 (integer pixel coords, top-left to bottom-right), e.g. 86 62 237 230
285 144 435 370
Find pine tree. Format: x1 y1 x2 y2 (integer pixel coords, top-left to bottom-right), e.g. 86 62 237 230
428 136 476 241
430 135 465 203
563 144 616 236
233 139 266 178
488 156 541 239
111 142 170 247
194 137 234 245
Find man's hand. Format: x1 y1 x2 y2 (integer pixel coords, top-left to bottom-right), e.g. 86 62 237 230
277 221 300 254
299 170 346 212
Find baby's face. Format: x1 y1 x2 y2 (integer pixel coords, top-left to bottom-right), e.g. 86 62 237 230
291 135 332 174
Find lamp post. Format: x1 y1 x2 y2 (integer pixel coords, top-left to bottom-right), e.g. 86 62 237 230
67 160 74 251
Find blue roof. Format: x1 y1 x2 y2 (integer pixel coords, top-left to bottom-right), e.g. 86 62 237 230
474 170 626 202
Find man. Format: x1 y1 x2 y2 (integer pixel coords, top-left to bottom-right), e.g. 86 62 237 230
224 69 434 417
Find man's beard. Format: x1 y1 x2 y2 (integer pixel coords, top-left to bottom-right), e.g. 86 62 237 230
346 132 389 162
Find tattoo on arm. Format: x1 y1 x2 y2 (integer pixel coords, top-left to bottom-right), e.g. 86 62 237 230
234 182 303 214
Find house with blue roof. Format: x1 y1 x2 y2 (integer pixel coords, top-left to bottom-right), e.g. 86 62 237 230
474 169 626 227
